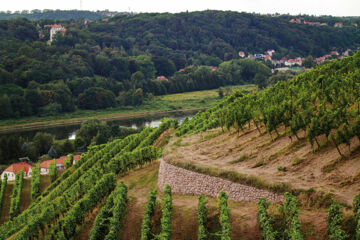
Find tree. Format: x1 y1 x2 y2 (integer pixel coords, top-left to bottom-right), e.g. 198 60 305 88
48 146 58 159
78 87 116 110
76 118 111 146
152 56 176 77
33 132 54 155
0 95 13 119
303 56 315 68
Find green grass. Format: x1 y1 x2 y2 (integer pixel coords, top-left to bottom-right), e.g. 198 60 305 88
292 157 306 166
321 157 345 173
0 84 256 129
228 154 248 165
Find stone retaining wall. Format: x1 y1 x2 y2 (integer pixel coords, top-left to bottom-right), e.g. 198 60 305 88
158 160 284 202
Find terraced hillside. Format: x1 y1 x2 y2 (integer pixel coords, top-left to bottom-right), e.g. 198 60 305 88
1 53 360 239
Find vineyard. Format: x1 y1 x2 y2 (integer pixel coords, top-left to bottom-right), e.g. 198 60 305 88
0 54 359 239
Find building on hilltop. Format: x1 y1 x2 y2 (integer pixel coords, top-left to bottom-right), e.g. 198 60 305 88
1 162 32 181
156 76 169 81
44 24 66 42
334 22 343 28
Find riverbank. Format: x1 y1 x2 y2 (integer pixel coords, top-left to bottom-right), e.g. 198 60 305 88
0 107 204 134
0 84 256 133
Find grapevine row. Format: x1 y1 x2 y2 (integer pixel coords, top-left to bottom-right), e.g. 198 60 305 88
49 159 57 182
0 140 123 238
0 139 124 239
103 182 128 240
176 53 360 157
257 198 277 240
9 170 23 219
31 163 41 199
354 193 360 240
0 174 7 211
0 119 172 239
280 193 303 240
327 200 348 240
90 182 129 240
218 191 231 240
141 190 158 240
197 194 208 240
158 184 172 240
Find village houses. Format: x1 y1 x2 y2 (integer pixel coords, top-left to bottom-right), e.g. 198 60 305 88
1 162 32 181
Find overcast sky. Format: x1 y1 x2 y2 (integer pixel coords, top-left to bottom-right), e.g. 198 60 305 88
1 0 359 17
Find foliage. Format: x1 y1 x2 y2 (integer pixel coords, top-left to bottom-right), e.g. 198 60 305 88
327 200 348 240
9 169 23 219
104 182 128 240
158 184 172 240
257 198 277 240
0 10 122 21
31 163 41 199
279 193 303 240
218 191 231 240
354 193 360 240
60 173 116 238
0 120 170 240
89 182 128 240
1 11 359 120
141 189 158 240
0 174 7 211
197 194 208 240
33 132 54 155
49 159 57 182
176 52 360 158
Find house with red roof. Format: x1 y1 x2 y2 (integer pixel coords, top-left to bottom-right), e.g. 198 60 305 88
45 24 66 42
40 157 67 175
156 76 168 81
1 162 32 181
334 22 343 28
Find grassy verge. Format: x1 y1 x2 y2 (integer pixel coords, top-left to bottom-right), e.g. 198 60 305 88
0 84 256 131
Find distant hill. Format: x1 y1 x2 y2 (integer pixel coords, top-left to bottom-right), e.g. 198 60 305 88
0 10 125 21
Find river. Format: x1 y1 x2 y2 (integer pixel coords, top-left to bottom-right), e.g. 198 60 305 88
0 111 195 141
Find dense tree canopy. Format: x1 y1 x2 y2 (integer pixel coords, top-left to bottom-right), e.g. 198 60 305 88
0 11 359 119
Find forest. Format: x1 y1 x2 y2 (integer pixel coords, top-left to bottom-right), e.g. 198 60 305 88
0 11 359 120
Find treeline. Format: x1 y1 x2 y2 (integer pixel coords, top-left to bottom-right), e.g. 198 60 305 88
0 118 139 165
90 11 360 61
1 10 359 119
0 10 122 21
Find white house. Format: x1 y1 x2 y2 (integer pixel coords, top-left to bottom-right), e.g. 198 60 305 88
45 24 66 42
40 158 66 175
1 162 32 181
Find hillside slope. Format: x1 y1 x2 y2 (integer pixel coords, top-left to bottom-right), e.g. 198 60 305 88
170 53 360 205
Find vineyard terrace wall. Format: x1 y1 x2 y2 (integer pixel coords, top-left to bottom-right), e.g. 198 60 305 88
158 160 284 202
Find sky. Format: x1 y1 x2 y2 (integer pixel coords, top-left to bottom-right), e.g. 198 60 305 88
1 0 359 17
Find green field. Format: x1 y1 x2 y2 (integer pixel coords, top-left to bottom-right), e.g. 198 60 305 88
0 84 256 130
